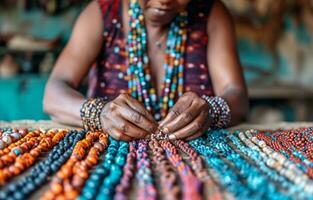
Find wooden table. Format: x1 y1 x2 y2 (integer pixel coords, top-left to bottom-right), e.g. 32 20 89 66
1 120 313 199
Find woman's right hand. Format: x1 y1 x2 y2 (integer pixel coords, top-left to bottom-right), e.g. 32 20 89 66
100 93 158 141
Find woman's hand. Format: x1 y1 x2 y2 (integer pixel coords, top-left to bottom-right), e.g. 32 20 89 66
159 92 211 140
101 93 158 141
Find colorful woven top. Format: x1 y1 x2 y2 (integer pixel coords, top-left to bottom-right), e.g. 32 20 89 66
87 0 215 101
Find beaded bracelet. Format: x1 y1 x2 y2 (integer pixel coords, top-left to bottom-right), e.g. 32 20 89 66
80 98 108 132
201 95 231 129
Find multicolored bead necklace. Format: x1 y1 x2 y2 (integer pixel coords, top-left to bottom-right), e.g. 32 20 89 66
135 140 157 200
159 140 202 200
114 142 137 200
127 0 188 119
149 139 180 199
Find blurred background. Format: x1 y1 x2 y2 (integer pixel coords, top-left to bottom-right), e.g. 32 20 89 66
0 0 313 123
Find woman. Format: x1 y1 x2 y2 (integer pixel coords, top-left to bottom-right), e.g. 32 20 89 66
43 0 248 141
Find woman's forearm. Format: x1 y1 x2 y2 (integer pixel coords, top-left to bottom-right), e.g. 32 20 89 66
220 85 249 126
43 78 85 127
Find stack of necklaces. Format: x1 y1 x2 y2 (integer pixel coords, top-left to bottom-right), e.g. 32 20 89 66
2 0 313 199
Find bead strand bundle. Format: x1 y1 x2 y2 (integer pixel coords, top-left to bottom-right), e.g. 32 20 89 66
0 129 68 185
0 128 28 150
135 140 157 200
114 142 137 200
173 140 223 200
149 139 180 200
41 132 108 200
159 140 202 200
78 138 120 200
0 129 86 200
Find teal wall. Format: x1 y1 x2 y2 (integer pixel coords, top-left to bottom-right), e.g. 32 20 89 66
0 75 49 120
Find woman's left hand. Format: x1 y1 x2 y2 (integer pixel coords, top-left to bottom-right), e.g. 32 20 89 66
159 91 211 140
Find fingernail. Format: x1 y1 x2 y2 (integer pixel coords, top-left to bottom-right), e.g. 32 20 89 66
169 134 176 140
163 127 169 134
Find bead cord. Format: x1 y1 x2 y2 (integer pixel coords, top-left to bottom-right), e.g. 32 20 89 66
135 140 157 200
159 140 202 200
173 140 224 200
41 132 108 200
231 131 313 199
0 129 86 200
256 130 313 178
205 130 290 200
78 138 119 200
0 130 41 168
0 128 28 150
0 129 69 186
149 139 180 200
245 130 313 194
114 142 136 200
95 141 129 200
273 128 313 167
189 136 253 199
127 0 187 120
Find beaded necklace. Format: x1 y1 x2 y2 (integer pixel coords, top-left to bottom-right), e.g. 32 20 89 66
114 142 136 200
256 130 313 178
240 130 313 195
0 128 28 150
41 132 108 200
96 141 129 199
159 140 202 200
173 140 223 200
205 130 289 200
230 131 312 199
149 139 180 200
127 0 188 119
135 140 157 200
0 129 86 200
189 135 252 199
0 129 68 186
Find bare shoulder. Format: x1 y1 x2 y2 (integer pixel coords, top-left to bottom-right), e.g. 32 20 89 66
73 1 103 33
207 0 234 34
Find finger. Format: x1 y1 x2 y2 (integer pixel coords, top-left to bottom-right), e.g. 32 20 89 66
186 131 204 141
122 94 156 123
111 116 149 139
159 95 192 127
168 111 207 140
162 101 202 134
108 128 134 142
117 104 158 133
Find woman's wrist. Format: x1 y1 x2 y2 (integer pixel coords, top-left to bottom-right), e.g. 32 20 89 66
202 95 231 129
80 97 108 131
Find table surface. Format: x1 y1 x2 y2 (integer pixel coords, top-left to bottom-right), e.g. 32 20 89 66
1 120 313 130
1 120 313 199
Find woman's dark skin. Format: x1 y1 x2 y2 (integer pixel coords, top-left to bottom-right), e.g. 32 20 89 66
43 0 248 141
